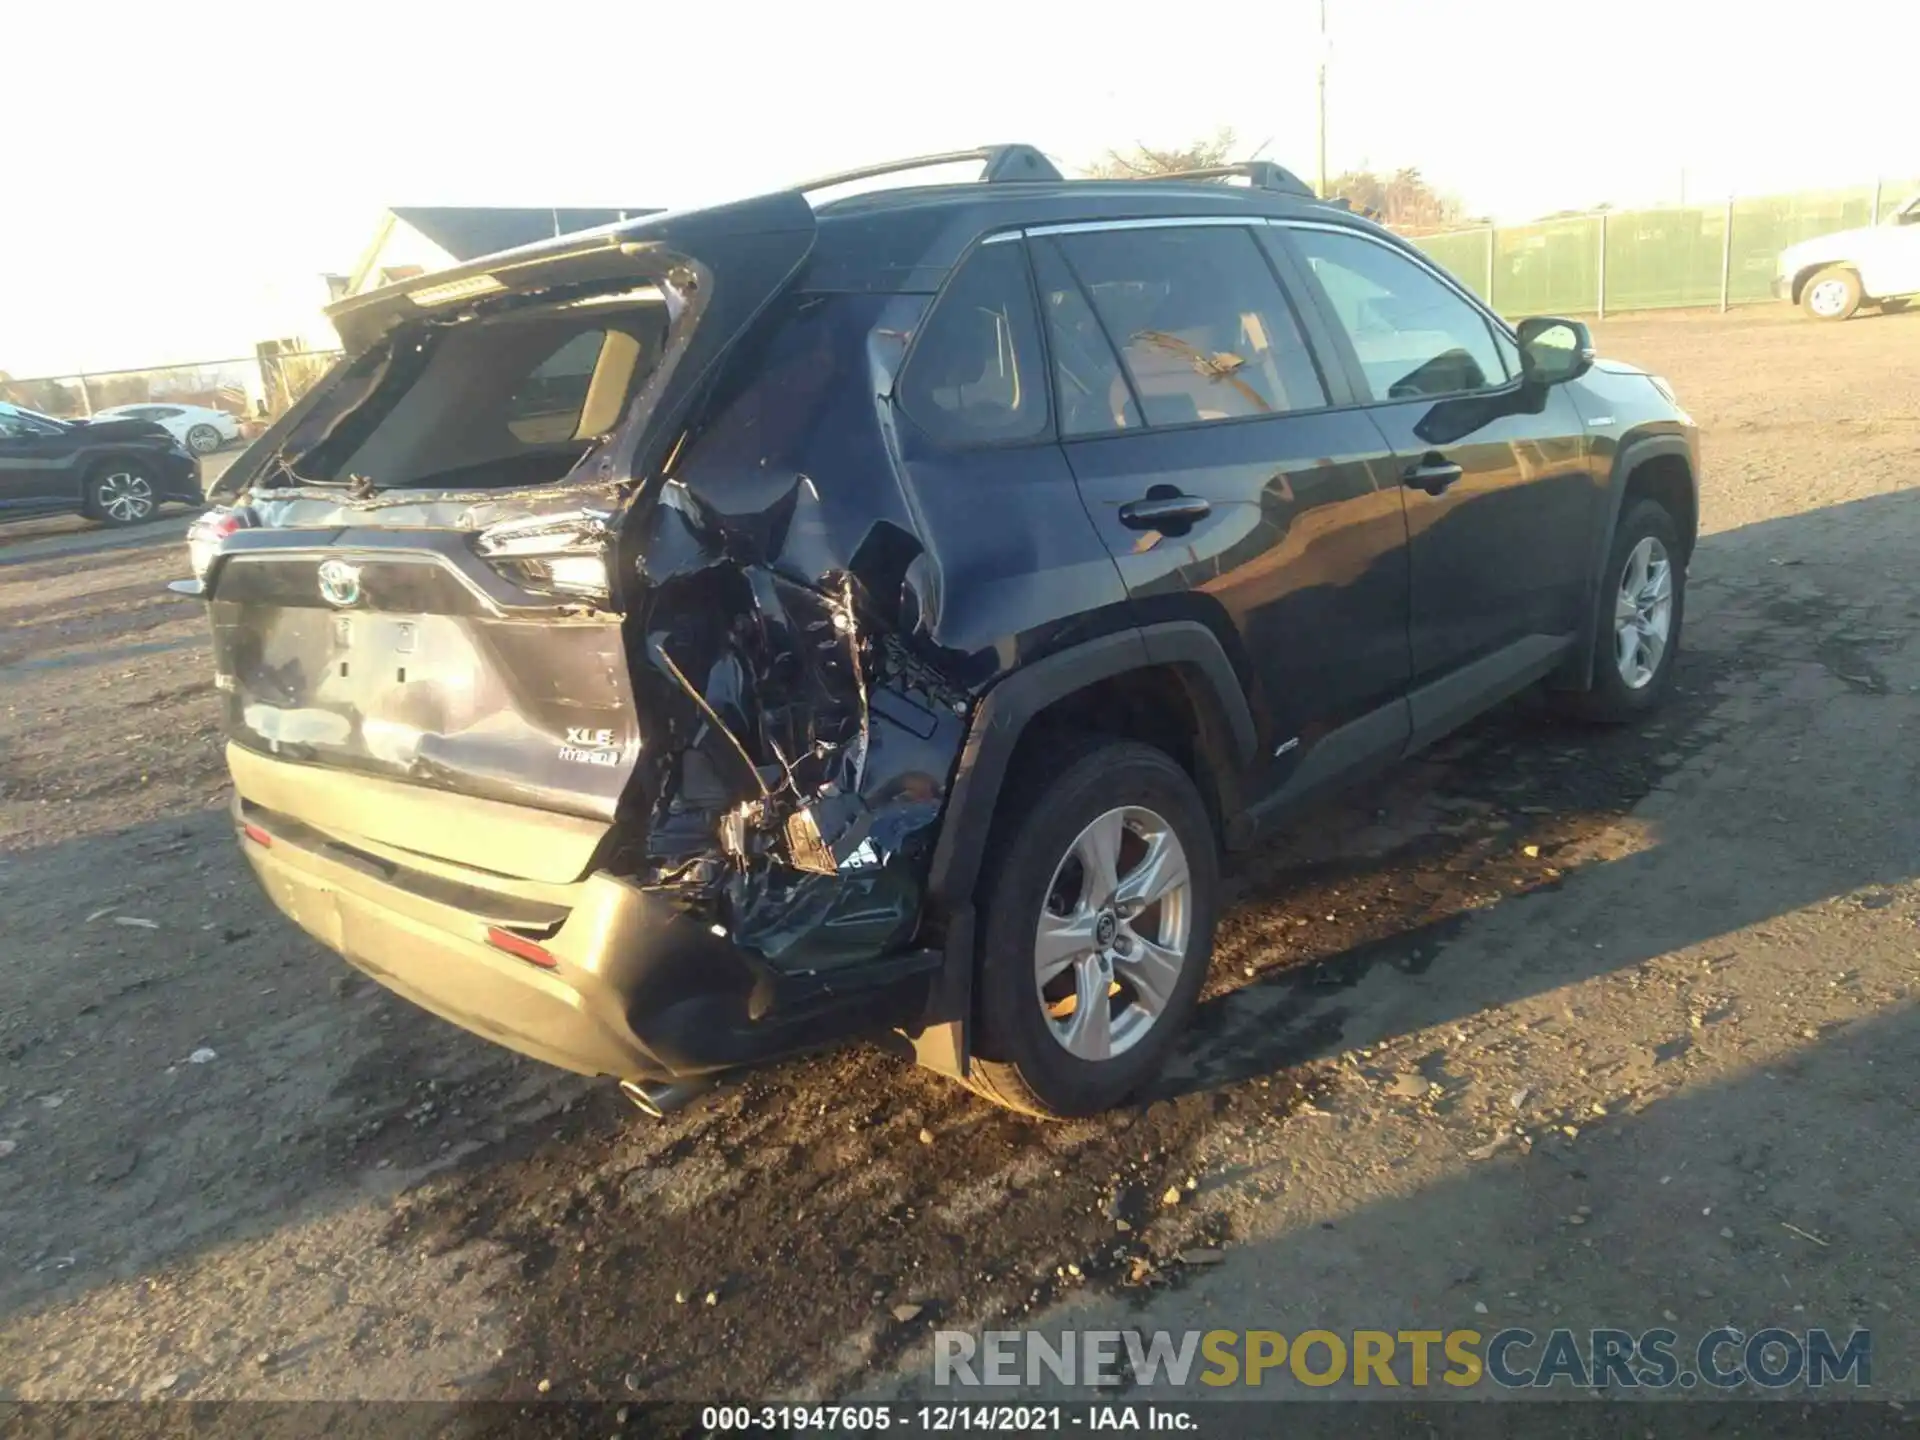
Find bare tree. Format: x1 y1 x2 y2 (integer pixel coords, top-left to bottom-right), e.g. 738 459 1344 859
1084 128 1239 179
1330 166 1463 230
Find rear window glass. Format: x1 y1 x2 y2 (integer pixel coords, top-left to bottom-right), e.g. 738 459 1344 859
324 306 666 490
896 241 1049 445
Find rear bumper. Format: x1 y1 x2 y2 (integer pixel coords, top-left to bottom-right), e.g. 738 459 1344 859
236 798 941 1082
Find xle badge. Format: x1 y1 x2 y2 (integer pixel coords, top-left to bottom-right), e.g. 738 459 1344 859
559 727 621 767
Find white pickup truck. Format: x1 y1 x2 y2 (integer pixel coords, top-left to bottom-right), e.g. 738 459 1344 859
1776 193 1920 320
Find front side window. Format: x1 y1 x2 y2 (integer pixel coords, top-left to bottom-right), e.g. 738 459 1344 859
1286 227 1510 401
896 240 1049 445
1051 226 1328 427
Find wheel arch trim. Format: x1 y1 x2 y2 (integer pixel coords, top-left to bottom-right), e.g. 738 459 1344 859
926 621 1256 914
909 621 1255 1075
1561 430 1697 691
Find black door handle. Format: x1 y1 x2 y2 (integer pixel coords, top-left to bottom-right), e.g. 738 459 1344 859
1402 454 1464 496
1119 493 1212 530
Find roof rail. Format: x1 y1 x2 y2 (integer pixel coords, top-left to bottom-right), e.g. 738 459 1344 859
795 144 1063 194
1132 162 1317 198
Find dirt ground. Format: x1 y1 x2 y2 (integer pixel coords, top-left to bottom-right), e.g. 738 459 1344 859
1 308 1916 1408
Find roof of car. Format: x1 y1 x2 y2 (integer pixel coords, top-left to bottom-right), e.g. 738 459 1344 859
800 178 1374 293
325 149 1393 345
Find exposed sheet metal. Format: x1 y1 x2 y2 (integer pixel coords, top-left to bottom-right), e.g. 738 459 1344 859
617 469 968 972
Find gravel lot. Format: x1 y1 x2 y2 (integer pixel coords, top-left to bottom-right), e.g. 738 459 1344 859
1 308 1916 1407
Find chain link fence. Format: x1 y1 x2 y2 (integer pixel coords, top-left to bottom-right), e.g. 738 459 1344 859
1407 177 1920 316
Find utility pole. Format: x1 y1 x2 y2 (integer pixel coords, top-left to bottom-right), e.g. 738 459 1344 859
1316 0 1329 197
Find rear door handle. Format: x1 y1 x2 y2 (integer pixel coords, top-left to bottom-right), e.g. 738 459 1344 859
1119 493 1212 529
1402 454 1464 496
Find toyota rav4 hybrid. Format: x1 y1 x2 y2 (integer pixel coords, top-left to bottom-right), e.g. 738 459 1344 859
178 147 1699 1119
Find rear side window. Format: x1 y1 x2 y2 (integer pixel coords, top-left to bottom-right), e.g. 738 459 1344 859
1031 239 1142 438
1285 227 1510 400
1052 226 1328 426
896 241 1049 445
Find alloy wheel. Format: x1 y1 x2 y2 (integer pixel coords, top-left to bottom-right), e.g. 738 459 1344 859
1034 805 1192 1061
186 425 221 455
1614 535 1673 689
98 472 154 524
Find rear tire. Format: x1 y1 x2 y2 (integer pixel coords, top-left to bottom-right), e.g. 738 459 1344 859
966 736 1218 1119
185 423 222 455
1555 498 1685 723
1800 266 1862 321
84 461 157 527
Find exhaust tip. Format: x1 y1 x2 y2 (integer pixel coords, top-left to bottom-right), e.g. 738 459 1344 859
619 1077 713 1119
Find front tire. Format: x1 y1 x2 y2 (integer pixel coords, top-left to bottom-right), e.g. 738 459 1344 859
185 423 222 455
1556 498 1685 723
1800 266 1862 321
967 737 1218 1119
85 462 157 527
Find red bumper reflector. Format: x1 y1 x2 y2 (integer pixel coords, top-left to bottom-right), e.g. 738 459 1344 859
486 927 558 969
241 822 272 848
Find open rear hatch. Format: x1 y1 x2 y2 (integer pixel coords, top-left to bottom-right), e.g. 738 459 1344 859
201 195 816 884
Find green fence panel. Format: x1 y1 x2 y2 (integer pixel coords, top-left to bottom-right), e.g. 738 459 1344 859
1727 186 1876 304
1412 228 1492 301
1402 178 1913 318
1492 217 1601 316
1603 206 1729 310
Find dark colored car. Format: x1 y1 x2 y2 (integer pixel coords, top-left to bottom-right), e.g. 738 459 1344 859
0 401 203 526
181 146 1698 1119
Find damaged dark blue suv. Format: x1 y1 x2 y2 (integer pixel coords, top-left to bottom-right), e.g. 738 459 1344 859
183 146 1699 1118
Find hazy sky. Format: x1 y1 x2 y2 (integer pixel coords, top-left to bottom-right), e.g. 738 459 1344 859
3 0 1914 376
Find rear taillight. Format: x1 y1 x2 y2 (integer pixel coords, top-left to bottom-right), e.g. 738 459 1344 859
486 927 558 969
474 509 612 602
187 507 255 582
241 821 272 848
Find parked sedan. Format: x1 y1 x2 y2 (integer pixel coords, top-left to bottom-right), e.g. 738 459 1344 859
92 402 242 455
0 401 202 526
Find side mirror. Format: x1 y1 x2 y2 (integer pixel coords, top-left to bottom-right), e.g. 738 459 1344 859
1516 316 1595 386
